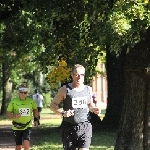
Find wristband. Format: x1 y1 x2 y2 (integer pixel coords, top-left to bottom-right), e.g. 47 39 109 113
34 117 39 122
61 110 66 117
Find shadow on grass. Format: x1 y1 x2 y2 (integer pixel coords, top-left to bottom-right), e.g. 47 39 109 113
31 126 116 150
31 126 62 149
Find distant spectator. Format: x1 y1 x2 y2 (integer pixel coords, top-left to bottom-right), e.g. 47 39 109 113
32 89 44 125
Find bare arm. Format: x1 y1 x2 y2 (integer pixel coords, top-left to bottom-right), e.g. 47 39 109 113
87 86 95 112
50 86 66 115
88 100 100 115
6 111 21 119
33 108 39 118
88 86 100 114
33 108 39 127
42 94 44 102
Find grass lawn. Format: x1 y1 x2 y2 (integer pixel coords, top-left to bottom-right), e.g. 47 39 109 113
0 108 117 150
30 108 116 150
30 129 116 150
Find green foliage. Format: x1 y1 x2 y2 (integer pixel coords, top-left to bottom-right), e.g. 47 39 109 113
0 0 150 85
106 0 150 51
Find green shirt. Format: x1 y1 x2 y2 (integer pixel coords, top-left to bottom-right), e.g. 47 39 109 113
7 97 37 130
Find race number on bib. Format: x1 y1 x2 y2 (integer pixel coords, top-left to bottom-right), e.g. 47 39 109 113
19 108 30 116
72 96 88 108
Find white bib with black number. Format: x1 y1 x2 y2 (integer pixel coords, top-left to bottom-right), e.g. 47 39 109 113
72 96 88 108
19 108 30 116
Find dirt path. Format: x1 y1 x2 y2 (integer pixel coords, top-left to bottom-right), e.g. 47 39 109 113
0 124 15 150
0 115 61 150
0 102 106 150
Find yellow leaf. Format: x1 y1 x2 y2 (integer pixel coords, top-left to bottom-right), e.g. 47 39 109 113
144 0 149 3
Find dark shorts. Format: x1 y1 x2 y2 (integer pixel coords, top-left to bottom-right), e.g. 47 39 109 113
37 107 42 112
13 127 32 145
62 121 92 150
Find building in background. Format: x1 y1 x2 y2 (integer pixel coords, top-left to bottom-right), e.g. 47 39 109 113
91 63 107 104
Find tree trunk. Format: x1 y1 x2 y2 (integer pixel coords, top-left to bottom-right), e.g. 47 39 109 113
0 62 12 115
102 46 126 129
115 28 150 150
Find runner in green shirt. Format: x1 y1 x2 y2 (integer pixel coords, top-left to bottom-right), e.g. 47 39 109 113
6 84 39 150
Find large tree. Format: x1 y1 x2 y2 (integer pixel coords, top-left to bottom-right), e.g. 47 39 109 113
115 28 150 150
44 0 150 130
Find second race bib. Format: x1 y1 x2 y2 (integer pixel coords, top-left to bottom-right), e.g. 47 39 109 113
19 108 30 116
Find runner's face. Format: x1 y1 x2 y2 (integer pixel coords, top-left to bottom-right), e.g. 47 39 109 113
72 67 85 85
19 91 28 100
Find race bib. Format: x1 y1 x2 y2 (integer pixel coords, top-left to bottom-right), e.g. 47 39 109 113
72 96 88 108
19 108 30 116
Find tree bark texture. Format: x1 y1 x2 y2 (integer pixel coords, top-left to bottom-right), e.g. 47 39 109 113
0 62 12 115
115 28 150 150
102 47 126 129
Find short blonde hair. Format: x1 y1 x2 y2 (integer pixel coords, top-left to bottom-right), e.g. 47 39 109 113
72 64 85 73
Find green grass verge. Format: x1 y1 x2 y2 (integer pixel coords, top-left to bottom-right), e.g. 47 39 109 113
0 108 116 150
30 127 116 150
30 109 116 150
